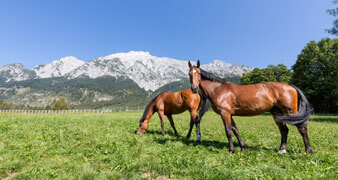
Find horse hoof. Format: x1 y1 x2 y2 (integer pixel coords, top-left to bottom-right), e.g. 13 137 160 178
278 149 287 154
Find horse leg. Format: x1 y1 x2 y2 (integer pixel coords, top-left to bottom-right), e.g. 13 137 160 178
195 115 201 142
270 107 289 153
296 125 312 153
274 121 289 154
221 112 234 153
158 111 165 135
167 114 179 136
231 116 245 152
190 110 201 142
186 118 194 139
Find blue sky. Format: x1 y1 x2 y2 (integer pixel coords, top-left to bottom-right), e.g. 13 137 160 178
0 0 336 69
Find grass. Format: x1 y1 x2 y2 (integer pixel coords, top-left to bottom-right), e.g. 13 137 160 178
0 111 337 179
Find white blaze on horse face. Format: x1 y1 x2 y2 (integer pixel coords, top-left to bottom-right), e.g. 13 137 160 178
192 69 197 73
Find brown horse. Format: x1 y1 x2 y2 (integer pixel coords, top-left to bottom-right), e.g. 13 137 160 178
188 60 313 153
137 89 209 141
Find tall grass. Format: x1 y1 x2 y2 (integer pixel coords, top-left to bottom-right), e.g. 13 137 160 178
0 112 337 179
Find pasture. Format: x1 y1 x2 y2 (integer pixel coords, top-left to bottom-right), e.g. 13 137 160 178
0 112 337 179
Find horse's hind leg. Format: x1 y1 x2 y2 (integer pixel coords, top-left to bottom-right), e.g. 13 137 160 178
296 125 312 153
158 111 165 135
275 121 289 154
271 107 289 153
231 116 245 152
167 114 179 136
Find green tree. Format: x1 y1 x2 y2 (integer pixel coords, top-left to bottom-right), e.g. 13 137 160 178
292 38 338 113
327 0 338 36
51 97 69 110
268 64 293 83
240 64 292 85
0 100 14 110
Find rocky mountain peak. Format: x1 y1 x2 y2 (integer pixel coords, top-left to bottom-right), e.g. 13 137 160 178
1 51 254 91
33 56 85 78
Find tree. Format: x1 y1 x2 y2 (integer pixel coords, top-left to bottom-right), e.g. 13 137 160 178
240 64 292 85
327 0 338 36
267 64 293 83
0 100 14 110
51 97 69 110
292 38 338 113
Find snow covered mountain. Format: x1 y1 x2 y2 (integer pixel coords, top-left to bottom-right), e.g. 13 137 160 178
0 51 255 108
33 56 85 78
67 51 190 91
0 51 254 91
67 51 254 91
0 63 37 82
202 60 254 78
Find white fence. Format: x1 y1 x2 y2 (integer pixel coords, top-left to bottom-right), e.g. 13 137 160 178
0 106 146 114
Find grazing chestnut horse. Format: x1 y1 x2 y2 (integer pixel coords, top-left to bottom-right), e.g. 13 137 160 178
188 60 313 153
137 89 210 141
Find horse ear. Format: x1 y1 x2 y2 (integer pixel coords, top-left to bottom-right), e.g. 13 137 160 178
188 61 192 69
197 60 200 68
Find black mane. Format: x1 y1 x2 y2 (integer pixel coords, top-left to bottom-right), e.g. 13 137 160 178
200 68 227 83
140 92 165 122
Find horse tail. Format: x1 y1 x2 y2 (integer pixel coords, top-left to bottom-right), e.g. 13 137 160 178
274 85 313 127
140 92 165 122
197 90 211 123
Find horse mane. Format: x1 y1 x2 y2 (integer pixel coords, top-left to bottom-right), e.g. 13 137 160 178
140 92 166 122
200 68 227 83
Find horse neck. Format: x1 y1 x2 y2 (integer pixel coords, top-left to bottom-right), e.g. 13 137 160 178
199 79 222 99
140 101 156 123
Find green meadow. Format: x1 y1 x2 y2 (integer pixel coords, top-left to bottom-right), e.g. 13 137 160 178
0 112 337 179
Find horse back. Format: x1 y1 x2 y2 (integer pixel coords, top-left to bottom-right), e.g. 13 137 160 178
158 91 185 115
224 82 298 116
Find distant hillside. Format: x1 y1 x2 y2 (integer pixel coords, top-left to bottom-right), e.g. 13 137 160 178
0 51 252 109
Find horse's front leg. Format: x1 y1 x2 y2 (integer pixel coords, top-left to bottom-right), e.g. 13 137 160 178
189 110 201 142
221 112 234 153
231 116 245 152
186 118 194 139
195 115 201 142
158 111 165 135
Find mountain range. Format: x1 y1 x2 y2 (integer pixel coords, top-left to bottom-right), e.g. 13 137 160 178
0 51 254 108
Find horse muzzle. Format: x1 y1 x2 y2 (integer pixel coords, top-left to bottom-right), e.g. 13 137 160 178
137 130 145 136
191 86 199 93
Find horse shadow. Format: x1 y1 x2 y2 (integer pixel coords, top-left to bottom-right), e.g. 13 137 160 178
143 129 179 137
145 130 274 153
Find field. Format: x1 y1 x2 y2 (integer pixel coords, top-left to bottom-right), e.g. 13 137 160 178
0 112 337 179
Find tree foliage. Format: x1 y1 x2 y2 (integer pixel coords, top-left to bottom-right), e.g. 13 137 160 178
240 64 292 85
0 100 14 109
50 97 69 110
292 38 338 113
327 0 338 36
